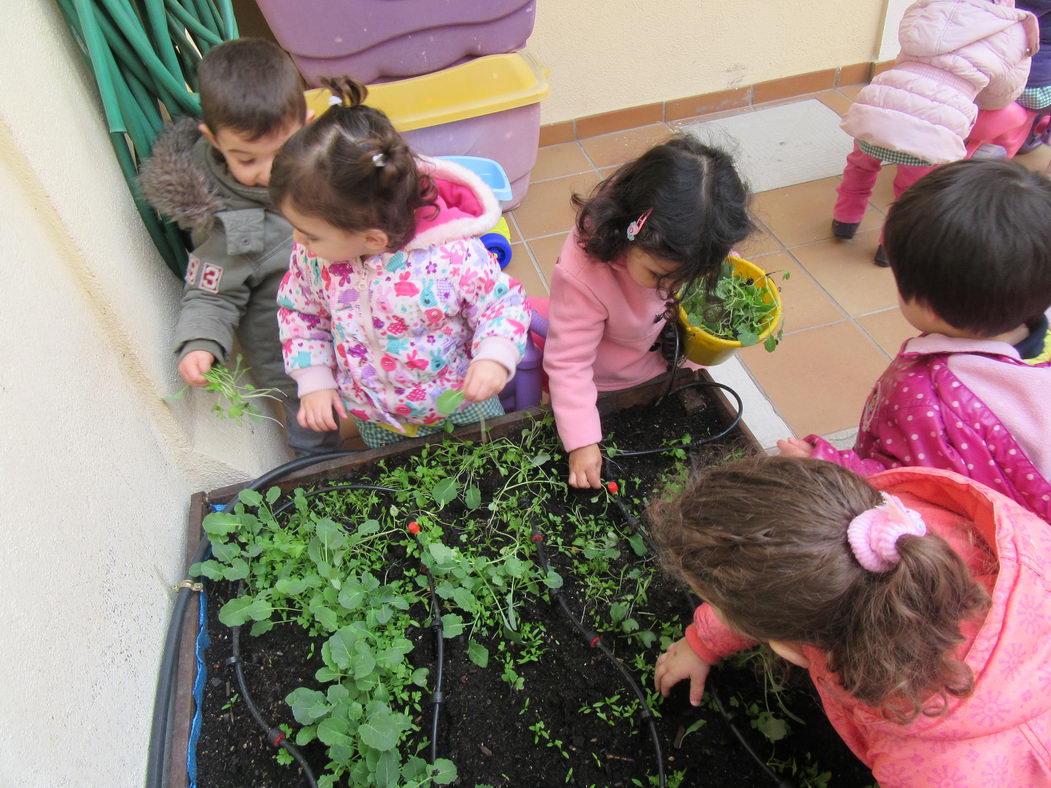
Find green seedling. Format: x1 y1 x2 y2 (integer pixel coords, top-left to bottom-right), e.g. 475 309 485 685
680 260 788 351
167 354 283 424
435 388 464 415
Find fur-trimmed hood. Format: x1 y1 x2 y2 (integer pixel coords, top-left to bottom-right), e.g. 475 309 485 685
408 156 503 251
138 117 274 239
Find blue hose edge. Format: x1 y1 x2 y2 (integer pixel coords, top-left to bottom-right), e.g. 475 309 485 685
187 585 210 787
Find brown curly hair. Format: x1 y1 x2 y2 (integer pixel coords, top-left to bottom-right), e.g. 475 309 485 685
269 76 437 251
648 456 990 723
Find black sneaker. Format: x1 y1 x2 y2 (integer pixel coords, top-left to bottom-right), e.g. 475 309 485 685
832 219 860 240
874 245 889 267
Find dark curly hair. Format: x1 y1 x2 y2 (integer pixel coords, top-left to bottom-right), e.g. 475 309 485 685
649 456 990 723
269 77 437 251
572 136 753 297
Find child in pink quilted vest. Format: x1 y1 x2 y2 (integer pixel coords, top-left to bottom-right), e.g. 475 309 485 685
271 78 529 448
782 160 1051 520
652 456 1051 787
833 0 1037 266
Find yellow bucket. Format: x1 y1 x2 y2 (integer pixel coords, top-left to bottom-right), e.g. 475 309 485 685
677 256 783 366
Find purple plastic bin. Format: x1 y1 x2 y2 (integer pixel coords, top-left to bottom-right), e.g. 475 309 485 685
256 0 537 85
406 104 539 210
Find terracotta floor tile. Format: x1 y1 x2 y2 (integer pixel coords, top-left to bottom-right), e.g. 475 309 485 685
755 251 845 333
869 165 896 212
511 172 599 240
506 243 549 297
527 232 570 282
505 213 522 244
739 321 887 436
737 221 782 259
669 106 756 128
530 142 594 182
856 307 915 358
816 89 853 116
754 177 882 247
789 229 900 315
837 84 864 101
580 124 674 168
1015 144 1051 173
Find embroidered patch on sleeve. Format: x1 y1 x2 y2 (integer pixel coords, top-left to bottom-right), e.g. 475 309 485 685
199 262 224 293
184 255 201 286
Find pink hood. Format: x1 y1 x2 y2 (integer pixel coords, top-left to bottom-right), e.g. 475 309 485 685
409 156 502 251
842 0 1038 163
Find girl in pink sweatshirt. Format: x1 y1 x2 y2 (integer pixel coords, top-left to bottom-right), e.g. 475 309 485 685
542 137 752 487
652 456 1051 787
782 160 1051 520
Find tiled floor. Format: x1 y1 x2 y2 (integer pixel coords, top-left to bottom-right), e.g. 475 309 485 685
505 87 1051 446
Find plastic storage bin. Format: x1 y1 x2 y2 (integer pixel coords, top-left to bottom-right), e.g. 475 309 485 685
256 0 536 85
307 52 548 209
370 51 548 209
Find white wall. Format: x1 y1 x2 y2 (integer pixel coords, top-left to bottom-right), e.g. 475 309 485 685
878 0 913 61
0 1 291 784
530 0 886 124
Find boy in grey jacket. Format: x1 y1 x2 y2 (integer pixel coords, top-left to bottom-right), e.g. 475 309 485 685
141 39 338 455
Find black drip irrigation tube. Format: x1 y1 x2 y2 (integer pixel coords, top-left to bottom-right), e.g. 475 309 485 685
529 527 667 788
147 449 359 788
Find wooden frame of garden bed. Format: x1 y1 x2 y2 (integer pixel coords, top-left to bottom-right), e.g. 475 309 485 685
165 368 759 786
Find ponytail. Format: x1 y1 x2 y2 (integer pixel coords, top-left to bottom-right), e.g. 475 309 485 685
270 76 437 251
649 456 989 723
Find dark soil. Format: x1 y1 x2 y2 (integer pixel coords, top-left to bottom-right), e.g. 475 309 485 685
194 385 872 788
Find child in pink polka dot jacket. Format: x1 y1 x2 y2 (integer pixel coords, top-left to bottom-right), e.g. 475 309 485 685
780 160 1051 521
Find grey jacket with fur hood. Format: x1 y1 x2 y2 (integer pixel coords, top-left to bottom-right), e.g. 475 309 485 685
139 117 295 395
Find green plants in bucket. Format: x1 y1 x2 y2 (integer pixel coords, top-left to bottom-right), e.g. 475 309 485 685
677 256 784 366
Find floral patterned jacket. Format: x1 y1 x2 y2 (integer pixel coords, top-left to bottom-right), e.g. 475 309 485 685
277 157 529 432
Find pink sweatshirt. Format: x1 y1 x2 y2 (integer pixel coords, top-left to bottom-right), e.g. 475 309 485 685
543 231 670 452
685 467 1051 787
807 331 1051 521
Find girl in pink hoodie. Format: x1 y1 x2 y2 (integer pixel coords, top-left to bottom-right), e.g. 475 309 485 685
833 0 1037 266
542 137 752 487
782 160 1051 521
271 79 528 447
652 456 1051 787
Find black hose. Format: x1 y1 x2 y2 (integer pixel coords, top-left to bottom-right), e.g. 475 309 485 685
529 528 666 788
146 450 359 788
605 468 792 787
230 620 319 788
424 570 445 764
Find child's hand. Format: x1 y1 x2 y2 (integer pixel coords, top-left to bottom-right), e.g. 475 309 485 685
462 360 509 403
178 350 216 387
777 437 814 458
568 444 603 489
654 637 712 706
298 389 346 432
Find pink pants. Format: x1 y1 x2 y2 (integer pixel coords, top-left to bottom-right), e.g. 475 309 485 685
834 143 935 224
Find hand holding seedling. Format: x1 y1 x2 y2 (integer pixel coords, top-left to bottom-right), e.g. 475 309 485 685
461 359 508 402
178 349 216 386
568 443 603 489
776 437 814 458
654 637 712 706
298 388 346 431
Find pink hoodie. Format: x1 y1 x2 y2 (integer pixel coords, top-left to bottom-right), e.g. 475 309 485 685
543 231 671 452
807 331 1051 521
685 467 1051 787
842 0 1038 164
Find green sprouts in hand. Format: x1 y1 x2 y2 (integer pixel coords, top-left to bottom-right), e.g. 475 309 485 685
169 354 283 424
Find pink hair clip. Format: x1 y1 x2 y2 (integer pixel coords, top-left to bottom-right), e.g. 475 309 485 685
626 209 653 241
847 492 928 572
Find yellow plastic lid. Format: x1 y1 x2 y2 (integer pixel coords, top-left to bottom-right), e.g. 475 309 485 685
305 51 549 132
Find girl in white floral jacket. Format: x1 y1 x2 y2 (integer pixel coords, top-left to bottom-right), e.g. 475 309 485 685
271 78 528 447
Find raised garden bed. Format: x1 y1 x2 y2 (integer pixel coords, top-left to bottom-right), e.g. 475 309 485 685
169 370 871 788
